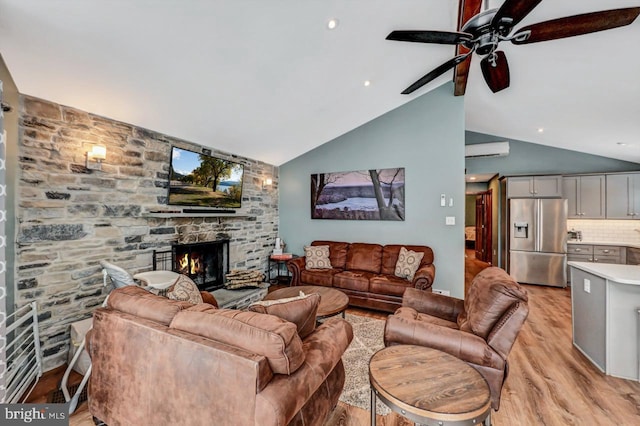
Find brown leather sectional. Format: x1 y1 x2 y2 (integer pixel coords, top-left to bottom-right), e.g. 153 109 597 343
287 240 435 313
87 286 353 426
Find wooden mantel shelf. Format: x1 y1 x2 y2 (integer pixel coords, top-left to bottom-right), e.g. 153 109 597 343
142 212 252 219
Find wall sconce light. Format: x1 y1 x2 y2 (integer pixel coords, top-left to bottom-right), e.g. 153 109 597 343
86 144 106 170
262 178 273 189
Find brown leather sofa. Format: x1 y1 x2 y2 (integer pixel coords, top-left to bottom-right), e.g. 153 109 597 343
384 267 528 410
87 286 353 426
287 240 435 313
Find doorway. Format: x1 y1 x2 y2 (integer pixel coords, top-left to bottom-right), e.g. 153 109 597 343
474 190 492 263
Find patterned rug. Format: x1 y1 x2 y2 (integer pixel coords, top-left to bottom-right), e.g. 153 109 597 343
339 314 390 415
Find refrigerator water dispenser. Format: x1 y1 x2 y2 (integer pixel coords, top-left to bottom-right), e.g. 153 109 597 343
514 222 529 238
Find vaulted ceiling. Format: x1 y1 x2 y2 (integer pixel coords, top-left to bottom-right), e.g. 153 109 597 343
1 0 639 165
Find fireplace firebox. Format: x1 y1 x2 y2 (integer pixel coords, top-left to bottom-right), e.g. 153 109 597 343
170 240 230 291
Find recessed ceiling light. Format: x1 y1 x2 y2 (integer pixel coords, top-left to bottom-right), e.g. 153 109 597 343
363 80 371 87
617 142 628 146
537 128 544 133
327 18 339 30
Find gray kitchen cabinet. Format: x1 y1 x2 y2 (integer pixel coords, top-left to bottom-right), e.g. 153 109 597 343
567 244 625 264
566 244 626 282
566 244 594 283
606 173 640 219
568 244 593 257
570 268 606 372
507 175 562 198
569 263 640 381
562 175 605 218
627 247 640 265
593 245 625 264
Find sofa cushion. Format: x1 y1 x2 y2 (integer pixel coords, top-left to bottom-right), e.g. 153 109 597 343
394 247 425 281
248 293 320 339
300 268 341 287
369 274 413 297
457 267 529 339
166 274 203 304
304 245 333 269
107 286 194 326
333 270 374 292
345 243 383 274
311 241 349 269
381 245 434 275
170 306 305 375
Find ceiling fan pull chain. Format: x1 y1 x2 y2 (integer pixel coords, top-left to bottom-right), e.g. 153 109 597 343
488 52 498 67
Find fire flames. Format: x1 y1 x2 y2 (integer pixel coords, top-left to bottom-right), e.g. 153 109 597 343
179 253 201 275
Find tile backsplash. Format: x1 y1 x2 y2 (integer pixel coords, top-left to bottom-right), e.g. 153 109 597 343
567 219 640 244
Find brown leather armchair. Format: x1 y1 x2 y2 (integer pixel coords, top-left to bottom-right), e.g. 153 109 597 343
383 267 528 410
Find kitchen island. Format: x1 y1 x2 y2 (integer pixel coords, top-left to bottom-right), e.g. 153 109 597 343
568 261 640 381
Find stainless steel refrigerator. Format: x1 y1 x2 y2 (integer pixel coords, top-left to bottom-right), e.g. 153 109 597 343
509 198 568 287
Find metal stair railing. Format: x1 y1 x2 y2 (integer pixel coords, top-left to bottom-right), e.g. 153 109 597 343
2 301 43 403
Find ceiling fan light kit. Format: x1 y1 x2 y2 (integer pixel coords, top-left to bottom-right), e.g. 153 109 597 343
386 0 640 95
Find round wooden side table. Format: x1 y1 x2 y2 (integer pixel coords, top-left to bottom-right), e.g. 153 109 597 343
369 345 491 426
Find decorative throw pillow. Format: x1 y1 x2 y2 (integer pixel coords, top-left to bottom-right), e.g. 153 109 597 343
166 274 203 304
304 245 332 269
248 292 320 339
394 247 425 281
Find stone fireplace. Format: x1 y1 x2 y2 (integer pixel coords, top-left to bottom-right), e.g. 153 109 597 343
15 95 279 370
171 240 229 291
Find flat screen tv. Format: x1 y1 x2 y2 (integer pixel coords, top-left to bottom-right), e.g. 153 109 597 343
168 146 244 209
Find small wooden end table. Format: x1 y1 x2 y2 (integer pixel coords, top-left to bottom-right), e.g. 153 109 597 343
268 254 299 285
263 285 349 320
369 345 491 426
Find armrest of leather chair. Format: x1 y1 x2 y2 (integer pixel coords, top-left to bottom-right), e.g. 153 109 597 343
412 264 435 290
401 287 464 322
287 257 306 286
384 313 504 370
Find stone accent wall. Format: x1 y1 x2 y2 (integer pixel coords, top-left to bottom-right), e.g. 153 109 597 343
16 95 279 370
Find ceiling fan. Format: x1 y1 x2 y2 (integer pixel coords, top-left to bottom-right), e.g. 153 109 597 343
386 0 640 95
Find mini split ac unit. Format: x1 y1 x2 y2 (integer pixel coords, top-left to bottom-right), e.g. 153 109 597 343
465 142 510 158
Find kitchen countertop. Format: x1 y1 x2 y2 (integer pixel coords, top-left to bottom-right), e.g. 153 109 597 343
568 261 640 285
567 240 640 249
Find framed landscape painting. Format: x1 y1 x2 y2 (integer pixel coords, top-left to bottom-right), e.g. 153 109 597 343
311 168 405 221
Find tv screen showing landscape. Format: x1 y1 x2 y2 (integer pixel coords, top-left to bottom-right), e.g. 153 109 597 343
168 146 244 209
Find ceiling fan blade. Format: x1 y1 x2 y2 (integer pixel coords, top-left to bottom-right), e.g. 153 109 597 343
511 7 640 45
386 30 472 45
401 54 469 95
492 0 543 31
454 0 483 96
480 51 510 93
454 52 473 97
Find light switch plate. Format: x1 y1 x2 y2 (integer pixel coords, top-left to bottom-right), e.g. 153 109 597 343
583 278 590 293
445 216 455 226
440 194 446 207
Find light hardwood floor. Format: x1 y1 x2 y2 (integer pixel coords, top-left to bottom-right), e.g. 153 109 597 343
36 252 640 425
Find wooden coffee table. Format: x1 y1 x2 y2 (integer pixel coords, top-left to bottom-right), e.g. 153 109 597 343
263 285 349 320
369 345 491 426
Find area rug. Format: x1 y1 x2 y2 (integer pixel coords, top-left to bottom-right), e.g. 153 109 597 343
339 314 390 415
